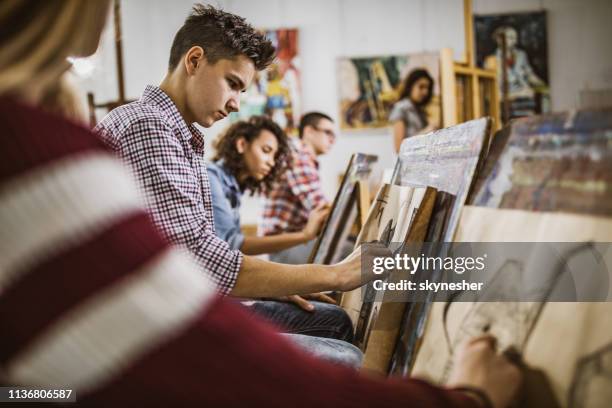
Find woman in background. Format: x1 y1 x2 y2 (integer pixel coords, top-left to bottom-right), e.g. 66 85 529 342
208 115 329 255
390 68 438 152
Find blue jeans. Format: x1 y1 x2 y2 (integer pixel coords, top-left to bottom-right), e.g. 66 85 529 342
246 299 355 342
242 299 361 367
282 334 362 368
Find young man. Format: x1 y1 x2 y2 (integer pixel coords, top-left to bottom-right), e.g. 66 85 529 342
259 111 336 264
95 5 363 364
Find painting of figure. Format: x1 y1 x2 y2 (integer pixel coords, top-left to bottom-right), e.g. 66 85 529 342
475 11 550 118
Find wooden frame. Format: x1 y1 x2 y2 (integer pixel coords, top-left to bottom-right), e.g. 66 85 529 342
87 0 133 126
440 0 501 131
308 153 377 265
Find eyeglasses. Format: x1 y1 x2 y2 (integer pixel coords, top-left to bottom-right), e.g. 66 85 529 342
313 126 336 139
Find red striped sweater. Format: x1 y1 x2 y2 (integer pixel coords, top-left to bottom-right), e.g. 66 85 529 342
0 97 477 407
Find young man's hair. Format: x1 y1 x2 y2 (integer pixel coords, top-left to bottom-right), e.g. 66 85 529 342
212 116 291 195
298 111 333 139
168 4 276 71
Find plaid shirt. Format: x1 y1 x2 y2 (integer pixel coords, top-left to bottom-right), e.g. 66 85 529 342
95 85 242 294
259 138 327 236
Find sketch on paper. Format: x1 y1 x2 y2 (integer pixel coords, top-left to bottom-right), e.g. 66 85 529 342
569 343 612 408
352 184 416 349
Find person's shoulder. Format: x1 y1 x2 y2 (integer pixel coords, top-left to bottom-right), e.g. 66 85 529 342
291 138 311 158
96 100 172 139
206 161 223 179
394 98 417 111
0 97 108 180
207 161 237 189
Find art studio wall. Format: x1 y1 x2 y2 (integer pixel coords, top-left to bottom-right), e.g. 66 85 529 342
77 0 612 224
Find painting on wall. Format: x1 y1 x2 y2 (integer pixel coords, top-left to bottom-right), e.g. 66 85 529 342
230 29 301 135
475 11 550 119
337 52 440 131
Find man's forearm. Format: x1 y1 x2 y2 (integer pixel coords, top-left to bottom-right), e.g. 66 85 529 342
229 255 342 298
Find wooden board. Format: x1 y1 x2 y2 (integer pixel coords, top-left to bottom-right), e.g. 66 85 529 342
360 187 437 373
397 117 490 242
341 183 416 328
308 153 377 265
385 118 491 374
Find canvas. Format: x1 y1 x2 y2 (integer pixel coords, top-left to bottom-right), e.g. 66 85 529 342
308 153 377 265
346 184 417 337
358 187 437 373
472 109 612 217
410 206 612 407
386 118 491 375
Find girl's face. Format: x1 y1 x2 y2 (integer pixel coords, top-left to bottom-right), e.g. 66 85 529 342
238 129 279 181
410 77 431 105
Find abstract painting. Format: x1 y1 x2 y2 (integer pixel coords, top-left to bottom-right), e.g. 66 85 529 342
230 29 301 135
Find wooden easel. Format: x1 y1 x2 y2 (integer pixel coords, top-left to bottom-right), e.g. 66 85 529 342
308 153 377 265
87 0 133 127
440 0 501 130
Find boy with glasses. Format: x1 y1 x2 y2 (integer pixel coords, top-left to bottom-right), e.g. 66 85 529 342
260 112 337 264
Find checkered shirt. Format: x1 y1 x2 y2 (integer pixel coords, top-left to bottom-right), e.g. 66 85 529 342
259 138 327 236
95 85 242 294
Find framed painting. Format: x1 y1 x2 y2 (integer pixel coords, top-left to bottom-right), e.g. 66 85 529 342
475 11 549 119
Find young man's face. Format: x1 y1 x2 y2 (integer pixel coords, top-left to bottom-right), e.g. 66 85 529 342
186 54 255 127
304 118 336 155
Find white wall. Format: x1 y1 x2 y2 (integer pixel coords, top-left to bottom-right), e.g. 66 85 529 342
79 0 612 224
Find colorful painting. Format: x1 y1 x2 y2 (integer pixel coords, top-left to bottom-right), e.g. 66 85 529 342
230 29 301 135
475 11 550 119
472 109 612 217
337 52 440 130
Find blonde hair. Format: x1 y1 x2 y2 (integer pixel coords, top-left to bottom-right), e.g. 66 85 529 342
0 0 111 96
40 74 87 123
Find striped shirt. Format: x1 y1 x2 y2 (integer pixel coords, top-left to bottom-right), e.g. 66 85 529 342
259 138 327 236
0 96 477 407
95 86 241 294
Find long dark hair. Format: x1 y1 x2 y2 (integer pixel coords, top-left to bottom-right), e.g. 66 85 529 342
212 116 290 195
397 68 434 125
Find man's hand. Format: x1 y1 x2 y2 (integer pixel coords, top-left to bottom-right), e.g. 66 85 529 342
332 243 392 292
303 202 330 240
275 293 335 312
302 292 336 304
447 335 523 408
